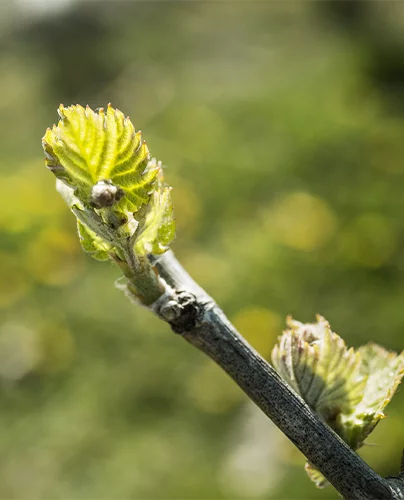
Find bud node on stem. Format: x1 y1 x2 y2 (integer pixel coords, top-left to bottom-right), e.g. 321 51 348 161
91 180 124 208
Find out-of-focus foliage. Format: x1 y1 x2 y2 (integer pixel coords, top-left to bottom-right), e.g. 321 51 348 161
1 1 404 498
272 315 404 487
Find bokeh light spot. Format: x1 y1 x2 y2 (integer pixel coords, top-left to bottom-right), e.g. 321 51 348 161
187 361 243 414
36 323 76 374
0 167 66 233
266 192 337 251
26 227 84 286
182 250 233 299
0 252 31 308
231 307 281 358
0 323 40 380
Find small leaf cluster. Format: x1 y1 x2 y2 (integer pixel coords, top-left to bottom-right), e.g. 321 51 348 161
272 315 404 487
42 104 175 263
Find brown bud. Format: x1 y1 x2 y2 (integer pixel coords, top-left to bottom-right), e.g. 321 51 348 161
90 180 124 208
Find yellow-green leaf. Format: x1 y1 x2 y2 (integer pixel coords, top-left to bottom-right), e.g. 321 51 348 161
134 186 175 256
305 463 329 489
77 220 113 261
42 104 158 214
339 343 404 450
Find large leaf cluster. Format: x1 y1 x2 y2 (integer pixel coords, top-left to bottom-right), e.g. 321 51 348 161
42 104 175 259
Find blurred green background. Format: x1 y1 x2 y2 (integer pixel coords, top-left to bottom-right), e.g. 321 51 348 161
1 1 404 498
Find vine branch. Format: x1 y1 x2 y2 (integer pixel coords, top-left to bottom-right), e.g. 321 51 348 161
152 250 403 500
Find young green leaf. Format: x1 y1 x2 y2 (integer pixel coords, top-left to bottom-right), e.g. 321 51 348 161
272 316 366 421
134 186 175 256
42 104 158 214
339 343 404 451
272 315 404 488
77 220 114 261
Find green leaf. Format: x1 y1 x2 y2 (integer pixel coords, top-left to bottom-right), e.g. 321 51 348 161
77 220 114 261
304 462 329 489
134 186 175 256
42 104 158 214
271 315 404 488
339 343 404 450
271 315 366 420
